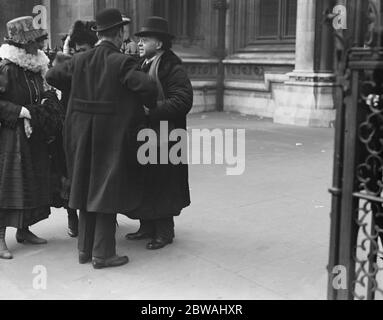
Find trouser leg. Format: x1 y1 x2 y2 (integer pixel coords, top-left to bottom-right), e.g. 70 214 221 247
67 208 78 234
0 226 6 242
0 214 5 242
0 214 4 228
154 217 175 240
92 213 117 260
138 219 155 235
67 208 77 217
0 224 9 250
78 211 96 255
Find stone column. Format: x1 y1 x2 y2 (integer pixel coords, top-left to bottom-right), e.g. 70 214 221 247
294 0 316 72
274 0 337 127
42 0 52 48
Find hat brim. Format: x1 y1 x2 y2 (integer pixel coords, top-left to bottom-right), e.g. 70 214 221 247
134 30 175 40
35 33 48 42
3 38 24 48
4 29 48 47
91 20 129 32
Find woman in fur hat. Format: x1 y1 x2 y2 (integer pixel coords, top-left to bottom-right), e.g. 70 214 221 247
68 20 98 53
0 16 63 259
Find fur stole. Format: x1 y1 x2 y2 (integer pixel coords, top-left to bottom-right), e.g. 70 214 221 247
0 44 49 77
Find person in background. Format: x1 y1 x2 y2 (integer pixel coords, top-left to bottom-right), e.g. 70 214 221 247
125 16 193 250
121 15 138 55
0 16 62 259
69 20 99 53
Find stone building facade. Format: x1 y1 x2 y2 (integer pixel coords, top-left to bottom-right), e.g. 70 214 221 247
0 0 344 127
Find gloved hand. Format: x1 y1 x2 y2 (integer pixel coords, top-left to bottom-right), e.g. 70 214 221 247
19 106 31 119
24 118 33 138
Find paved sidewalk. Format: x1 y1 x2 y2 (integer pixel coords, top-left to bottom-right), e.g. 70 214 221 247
0 112 334 300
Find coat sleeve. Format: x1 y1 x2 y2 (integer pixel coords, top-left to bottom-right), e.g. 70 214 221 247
45 57 73 92
148 65 193 123
119 57 158 109
0 63 22 128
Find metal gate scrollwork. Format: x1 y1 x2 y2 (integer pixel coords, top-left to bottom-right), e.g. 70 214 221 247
328 0 383 300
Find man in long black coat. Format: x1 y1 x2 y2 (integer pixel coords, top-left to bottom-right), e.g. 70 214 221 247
125 17 193 250
46 9 157 269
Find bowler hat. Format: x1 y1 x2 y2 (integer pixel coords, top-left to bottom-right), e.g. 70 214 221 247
4 16 48 46
135 16 174 40
92 8 129 32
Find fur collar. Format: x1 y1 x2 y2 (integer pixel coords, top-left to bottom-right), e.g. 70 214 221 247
0 44 49 76
158 50 183 80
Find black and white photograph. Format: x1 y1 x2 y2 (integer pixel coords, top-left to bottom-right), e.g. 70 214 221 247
0 0 382 303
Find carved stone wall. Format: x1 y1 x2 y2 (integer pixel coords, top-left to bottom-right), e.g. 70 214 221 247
182 59 218 113
225 64 265 81
184 63 218 79
223 63 294 119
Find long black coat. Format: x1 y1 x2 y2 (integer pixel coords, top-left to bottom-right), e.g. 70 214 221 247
127 50 193 220
0 60 59 210
46 41 158 214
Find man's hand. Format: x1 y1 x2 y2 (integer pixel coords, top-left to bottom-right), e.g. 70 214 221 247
143 106 150 115
19 106 31 119
24 118 33 139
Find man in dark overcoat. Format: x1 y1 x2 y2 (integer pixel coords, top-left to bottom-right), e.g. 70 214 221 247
125 16 193 250
46 9 157 269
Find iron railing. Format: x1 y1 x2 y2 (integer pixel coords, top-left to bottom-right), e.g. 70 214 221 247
328 0 383 300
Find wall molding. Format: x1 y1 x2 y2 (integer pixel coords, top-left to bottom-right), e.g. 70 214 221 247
285 72 336 87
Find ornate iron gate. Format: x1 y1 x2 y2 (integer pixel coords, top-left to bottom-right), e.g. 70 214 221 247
328 0 383 300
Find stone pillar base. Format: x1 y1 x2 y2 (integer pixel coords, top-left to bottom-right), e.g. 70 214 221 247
273 72 336 127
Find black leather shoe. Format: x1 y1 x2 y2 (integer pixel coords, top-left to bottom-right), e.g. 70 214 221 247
125 231 153 240
92 255 129 269
68 213 79 238
16 229 47 245
146 237 173 250
79 251 92 264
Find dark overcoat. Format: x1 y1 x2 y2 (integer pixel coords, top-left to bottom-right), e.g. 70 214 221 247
0 59 57 210
127 50 193 220
46 40 158 214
